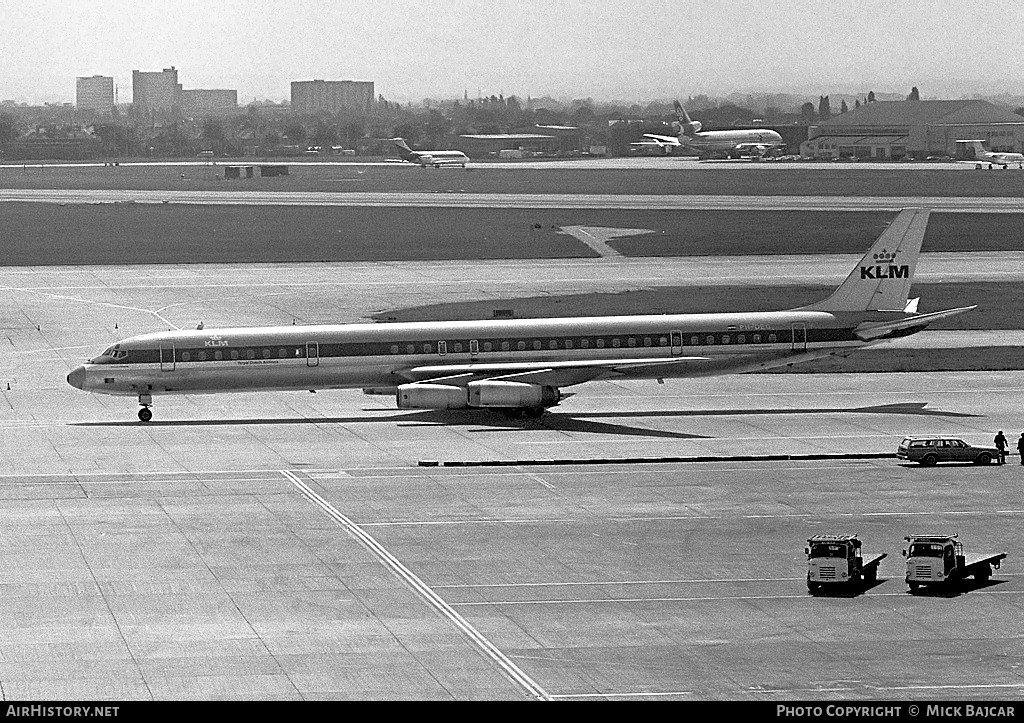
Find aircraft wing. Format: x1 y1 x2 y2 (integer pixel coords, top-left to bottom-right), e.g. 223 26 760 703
732 142 784 154
642 134 682 147
398 357 709 388
854 306 977 341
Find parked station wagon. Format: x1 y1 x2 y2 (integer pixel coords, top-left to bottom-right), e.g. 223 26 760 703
897 436 999 466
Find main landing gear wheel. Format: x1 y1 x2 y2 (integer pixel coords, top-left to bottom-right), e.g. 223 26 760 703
138 407 153 423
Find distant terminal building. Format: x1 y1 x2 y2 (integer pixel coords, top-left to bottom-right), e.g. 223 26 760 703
802 100 1024 160
76 75 114 113
290 80 374 114
132 67 181 114
181 89 238 116
455 133 558 158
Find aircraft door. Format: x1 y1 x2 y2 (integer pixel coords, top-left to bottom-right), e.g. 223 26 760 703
306 342 319 367
160 343 175 372
791 323 807 352
671 330 683 356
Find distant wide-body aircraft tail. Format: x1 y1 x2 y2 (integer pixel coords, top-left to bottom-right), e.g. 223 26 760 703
800 208 928 313
675 99 700 136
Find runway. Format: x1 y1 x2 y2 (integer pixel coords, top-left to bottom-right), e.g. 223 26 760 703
4 188 1024 212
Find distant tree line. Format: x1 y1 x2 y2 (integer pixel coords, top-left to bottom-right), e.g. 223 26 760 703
3 86 1022 159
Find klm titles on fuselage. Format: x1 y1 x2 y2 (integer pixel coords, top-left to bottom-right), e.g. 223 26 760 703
860 264 910 280
205 335 229 348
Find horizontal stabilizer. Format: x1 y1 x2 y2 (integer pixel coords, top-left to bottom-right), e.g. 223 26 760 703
854 306 977 341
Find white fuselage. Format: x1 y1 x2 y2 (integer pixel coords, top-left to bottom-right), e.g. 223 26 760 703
982 151 1024 167
67 309 892 403
408 150 469 167
684 128 784 153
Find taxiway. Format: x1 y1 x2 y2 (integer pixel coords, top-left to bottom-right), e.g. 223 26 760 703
1 258 1022 699
3 188 1024 212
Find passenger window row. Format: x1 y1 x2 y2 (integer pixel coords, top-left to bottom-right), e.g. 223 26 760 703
388 336 672 355
385 333 782 355
180 347 306 362
163 330 790 363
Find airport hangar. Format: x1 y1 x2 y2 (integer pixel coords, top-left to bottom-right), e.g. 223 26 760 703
454 126 584 158
800 99 1024 161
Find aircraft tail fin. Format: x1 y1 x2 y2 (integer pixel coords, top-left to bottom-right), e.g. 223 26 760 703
673 100 701 136
801 208 929 313
391 137 417 160
961 139 991 160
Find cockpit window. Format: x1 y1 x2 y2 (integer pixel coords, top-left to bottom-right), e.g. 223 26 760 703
97 345 128 361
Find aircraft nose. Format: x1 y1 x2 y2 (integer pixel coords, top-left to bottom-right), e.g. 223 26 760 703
67 365 86 390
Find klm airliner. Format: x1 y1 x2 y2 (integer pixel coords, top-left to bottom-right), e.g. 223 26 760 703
67 209 972 422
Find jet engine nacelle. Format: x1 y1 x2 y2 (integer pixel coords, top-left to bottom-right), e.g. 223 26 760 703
467 381 560 409
397 384 469 410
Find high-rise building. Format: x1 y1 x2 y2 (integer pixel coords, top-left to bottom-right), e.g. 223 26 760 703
76 75 114 113
290 80 374 114
132 67 181 114
181 89 238 116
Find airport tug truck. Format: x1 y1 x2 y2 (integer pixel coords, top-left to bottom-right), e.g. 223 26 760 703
806 535 887 592
903 534 1006 591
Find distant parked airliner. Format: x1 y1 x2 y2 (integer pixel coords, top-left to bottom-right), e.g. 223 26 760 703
391 138 469 168
67 209 971 422
959 139 1024 169
644 100 785 158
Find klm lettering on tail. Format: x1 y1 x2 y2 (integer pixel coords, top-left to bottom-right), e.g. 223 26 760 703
860 265 910 280
859 248 909 280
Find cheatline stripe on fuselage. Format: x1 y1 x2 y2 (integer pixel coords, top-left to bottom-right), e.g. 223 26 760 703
103 325 860 366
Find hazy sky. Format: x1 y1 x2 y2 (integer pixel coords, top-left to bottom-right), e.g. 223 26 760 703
2 0 1024 104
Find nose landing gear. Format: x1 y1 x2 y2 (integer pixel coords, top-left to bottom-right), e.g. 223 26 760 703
138 393 153 423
